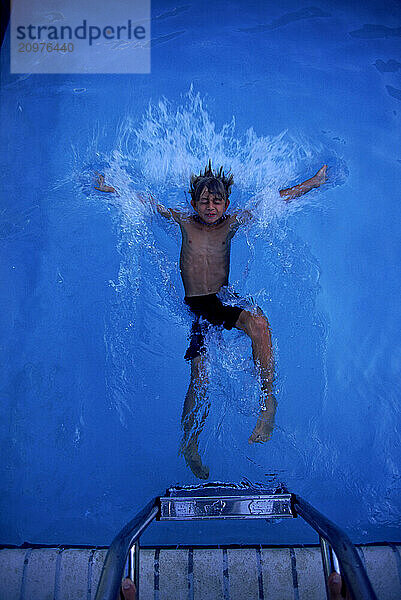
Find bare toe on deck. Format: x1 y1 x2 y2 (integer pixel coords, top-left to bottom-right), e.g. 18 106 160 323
182 442 209 480
120 578 136 600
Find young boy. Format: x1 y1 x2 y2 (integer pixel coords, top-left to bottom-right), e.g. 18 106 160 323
96 162 327 479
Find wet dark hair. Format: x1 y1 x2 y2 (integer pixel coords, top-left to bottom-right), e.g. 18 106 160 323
189 160 234 204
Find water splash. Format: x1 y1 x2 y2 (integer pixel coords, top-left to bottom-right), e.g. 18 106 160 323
70 89 339 487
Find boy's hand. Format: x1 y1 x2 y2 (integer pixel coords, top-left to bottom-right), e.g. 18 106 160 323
314 164 327 186
279 164 328 201
95 173 116 193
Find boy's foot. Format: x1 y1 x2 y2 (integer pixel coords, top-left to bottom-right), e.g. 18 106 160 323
182 439 209 479
248 413 275 443
249 393 277 444
95 173 116 193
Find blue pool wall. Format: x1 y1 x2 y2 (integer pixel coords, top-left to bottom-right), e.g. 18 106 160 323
1 0 401 546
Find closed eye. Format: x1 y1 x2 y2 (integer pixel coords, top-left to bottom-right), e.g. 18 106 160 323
199 195 224 204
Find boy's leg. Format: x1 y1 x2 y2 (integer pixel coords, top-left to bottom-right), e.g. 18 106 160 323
181 354 210 479
234 309 277 443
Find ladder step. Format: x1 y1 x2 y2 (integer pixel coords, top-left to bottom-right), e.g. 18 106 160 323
159 494 293 520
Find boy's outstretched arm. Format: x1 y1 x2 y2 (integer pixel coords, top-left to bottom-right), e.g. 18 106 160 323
230 209 254 233
146 193 183 222
234 209 254 226
279 165 327 201
94 175 182 222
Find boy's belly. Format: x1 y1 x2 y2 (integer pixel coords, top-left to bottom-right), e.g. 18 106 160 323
180 261 229 297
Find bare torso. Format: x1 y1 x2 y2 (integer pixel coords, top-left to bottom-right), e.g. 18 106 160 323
176 214 239 297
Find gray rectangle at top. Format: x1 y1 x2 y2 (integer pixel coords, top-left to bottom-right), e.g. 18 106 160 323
10 0 151 74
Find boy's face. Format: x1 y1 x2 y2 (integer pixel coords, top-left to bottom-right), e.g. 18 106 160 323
192 186 229 224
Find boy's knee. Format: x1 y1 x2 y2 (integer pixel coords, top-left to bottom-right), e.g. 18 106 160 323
252 315 269 337
245 313 270 342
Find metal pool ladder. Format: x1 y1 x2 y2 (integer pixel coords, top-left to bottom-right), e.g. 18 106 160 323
95 483 378 600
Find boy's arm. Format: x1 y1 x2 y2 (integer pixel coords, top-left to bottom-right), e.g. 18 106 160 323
230 209 254 232
230 164 327 228
147 193 183 223
94 176 183 222
279 165 327 201
234 210 254 226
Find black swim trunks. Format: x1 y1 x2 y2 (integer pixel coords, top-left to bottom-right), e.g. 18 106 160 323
184 293 244 361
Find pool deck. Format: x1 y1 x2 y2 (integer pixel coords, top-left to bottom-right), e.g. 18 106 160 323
1 542 400 599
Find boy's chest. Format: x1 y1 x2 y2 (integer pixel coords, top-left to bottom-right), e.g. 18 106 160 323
181 220 234 252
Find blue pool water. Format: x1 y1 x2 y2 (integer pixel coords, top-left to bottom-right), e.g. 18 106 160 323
1 0 401 547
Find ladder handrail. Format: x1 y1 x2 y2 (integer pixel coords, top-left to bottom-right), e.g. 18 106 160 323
292 494 378 600
95 498 159 600
95 489 378 600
